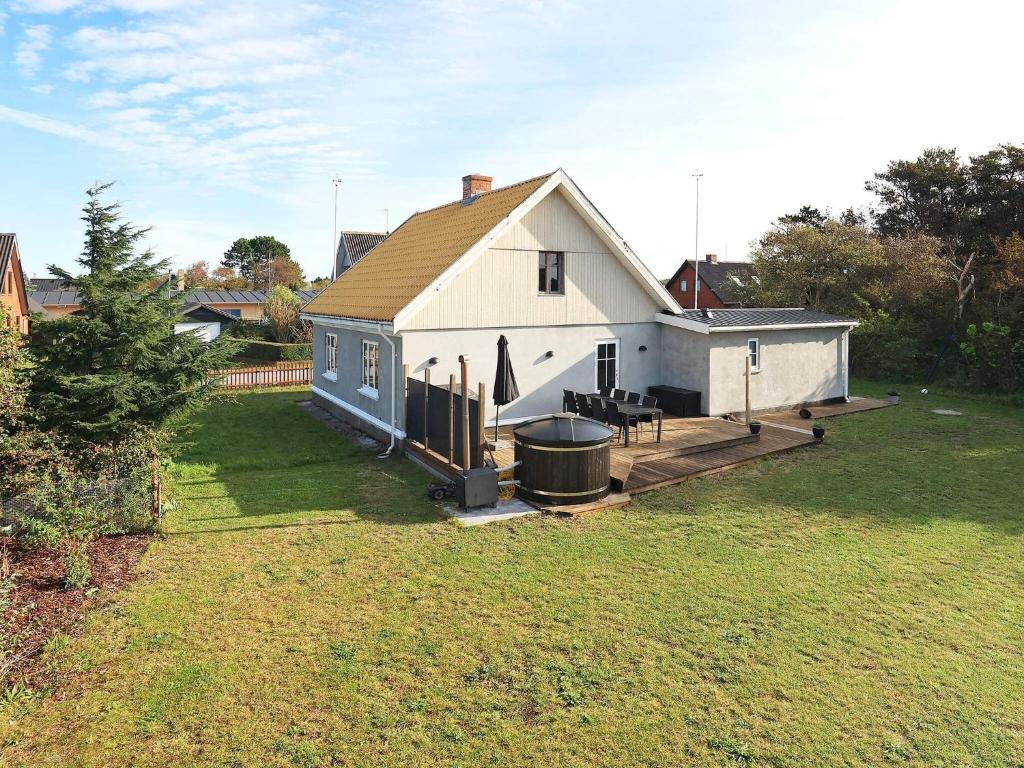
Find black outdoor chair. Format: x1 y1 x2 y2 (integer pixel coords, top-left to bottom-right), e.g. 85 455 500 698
626 391 641 404
588 394 607 424
575 392 592 417
637 395 658 433
563 389 578 413
599 386 613 397
605 400 638 443
612 388 627 401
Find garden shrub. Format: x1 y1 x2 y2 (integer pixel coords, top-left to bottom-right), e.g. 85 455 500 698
240 340 313 361
959 322 1024 392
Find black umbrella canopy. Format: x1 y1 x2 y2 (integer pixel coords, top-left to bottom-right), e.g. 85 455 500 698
493 334 520 406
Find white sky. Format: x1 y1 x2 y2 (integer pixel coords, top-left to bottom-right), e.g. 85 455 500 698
1 0 1022 281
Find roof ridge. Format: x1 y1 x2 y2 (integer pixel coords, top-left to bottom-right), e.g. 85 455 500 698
408 171 556 218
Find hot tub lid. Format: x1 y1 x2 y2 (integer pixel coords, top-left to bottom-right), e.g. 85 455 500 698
513 413 613 447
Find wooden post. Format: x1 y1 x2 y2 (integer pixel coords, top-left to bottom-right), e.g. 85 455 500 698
459 355 470 469
745 356 752 426
448 373 456 466
423 367 430 451
477 381 486 468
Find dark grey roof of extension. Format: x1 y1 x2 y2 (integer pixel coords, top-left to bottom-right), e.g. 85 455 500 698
31 287 321 307
673 308 858 329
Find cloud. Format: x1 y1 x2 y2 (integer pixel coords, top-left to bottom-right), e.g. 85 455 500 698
0 11 8 35
15 24 53 78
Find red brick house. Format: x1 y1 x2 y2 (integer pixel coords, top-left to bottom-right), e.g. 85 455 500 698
1 234 31 334
665 254 755 309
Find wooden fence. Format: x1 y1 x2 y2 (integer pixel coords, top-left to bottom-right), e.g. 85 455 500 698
210 361 312 389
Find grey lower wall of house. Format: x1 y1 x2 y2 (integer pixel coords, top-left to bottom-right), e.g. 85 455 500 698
310 323 404 440
399 323 663 425
658 325 712 413
706 327 847 415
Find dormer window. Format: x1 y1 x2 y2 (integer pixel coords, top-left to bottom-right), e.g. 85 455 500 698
538 251 564 295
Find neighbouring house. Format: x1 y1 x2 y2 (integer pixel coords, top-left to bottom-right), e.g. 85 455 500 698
665 254 756 309
300 170 857 446
335 231 388 278
1 234 31 333
29 284 319 321
174 302 240 342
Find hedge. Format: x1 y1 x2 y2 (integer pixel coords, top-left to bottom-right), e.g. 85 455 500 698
240 340 313 361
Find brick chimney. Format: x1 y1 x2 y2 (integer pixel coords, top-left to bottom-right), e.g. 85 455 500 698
705 253 718 264
176 269 185 291
462 173 493 200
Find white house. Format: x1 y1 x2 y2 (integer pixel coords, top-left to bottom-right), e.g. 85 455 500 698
301 170 857 448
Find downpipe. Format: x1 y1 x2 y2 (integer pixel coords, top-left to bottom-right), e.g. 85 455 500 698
376 324 397 458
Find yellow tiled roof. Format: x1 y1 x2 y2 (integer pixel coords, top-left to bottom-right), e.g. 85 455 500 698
304 172 553 322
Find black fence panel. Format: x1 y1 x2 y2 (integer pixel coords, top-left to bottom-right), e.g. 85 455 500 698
406 378 481 469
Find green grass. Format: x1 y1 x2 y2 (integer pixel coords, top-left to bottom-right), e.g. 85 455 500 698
2 382 1022 767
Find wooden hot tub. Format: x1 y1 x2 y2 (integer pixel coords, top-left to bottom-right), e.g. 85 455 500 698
513 414 612 505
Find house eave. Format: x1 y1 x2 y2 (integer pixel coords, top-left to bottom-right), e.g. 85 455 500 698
301 312 395 333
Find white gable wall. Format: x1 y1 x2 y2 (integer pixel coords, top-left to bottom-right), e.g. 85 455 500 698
403 188 661 330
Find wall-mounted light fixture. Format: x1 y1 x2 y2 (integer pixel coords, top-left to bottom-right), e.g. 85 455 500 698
638 345 648 352
428 356 439 366
545 350 554 358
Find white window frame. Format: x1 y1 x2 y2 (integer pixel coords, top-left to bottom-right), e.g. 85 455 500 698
747 337 760 373
323 332 338 381
359 339 380 399
594 339 620 390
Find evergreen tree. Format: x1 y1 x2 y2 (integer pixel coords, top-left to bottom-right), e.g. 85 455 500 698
29 183 239 444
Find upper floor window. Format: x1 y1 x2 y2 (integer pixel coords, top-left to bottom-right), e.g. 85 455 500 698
538 251 564 295
679 278 687 293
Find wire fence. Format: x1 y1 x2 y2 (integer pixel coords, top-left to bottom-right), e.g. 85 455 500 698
1 474 153 532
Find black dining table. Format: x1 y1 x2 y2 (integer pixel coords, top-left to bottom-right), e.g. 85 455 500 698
587 394 663 447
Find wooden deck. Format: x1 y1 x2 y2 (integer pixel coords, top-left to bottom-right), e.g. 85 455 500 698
739 397 890 432
405 397 890 515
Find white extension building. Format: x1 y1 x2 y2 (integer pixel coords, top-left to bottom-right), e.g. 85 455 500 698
301 170 857 447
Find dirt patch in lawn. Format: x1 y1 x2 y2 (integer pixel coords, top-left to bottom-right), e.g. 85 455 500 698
1 533 151 689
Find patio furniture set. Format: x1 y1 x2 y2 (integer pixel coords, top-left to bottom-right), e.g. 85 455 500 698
561 387 664 447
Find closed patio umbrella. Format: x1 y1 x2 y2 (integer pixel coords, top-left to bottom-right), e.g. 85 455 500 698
492 334 520 441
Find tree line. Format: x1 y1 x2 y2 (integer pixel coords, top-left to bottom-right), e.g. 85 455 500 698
171 235 331 293
738 144 1024 392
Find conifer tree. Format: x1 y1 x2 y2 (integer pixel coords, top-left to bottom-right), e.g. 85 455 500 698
29 183 238 444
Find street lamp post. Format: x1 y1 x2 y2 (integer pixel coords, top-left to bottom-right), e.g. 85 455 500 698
692 171 703 309
331 176 343 281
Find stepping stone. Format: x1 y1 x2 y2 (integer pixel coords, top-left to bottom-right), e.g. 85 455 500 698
931 409 962 416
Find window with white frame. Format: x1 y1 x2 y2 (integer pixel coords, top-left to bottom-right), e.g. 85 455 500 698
747 338 760 372
361 339 380 392
324 333 338 377
595 340 619 390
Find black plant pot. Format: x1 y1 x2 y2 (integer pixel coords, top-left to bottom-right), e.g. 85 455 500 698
812 426 825 440
749 422 761 435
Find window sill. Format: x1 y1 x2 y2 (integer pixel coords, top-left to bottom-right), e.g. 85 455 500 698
357 385 379 400
322 370 337 382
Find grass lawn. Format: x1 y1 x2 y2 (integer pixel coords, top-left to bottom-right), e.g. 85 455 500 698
2 382 1022 767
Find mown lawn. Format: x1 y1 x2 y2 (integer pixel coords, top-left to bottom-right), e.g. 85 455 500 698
2 382 1022 767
